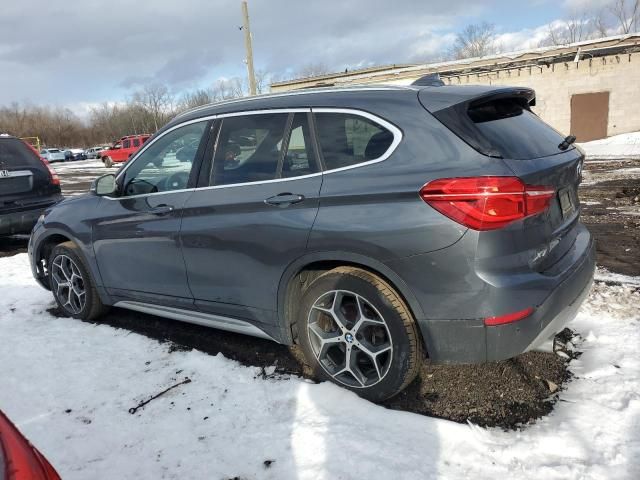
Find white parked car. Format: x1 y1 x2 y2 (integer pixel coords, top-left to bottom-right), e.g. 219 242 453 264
85 146 108 159
40 148 66 163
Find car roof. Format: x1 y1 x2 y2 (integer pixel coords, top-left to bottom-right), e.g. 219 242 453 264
120 134 151 139
167 83 532 129
169 85 420 125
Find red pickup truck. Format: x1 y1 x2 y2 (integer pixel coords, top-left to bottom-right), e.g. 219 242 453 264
100 134 151 167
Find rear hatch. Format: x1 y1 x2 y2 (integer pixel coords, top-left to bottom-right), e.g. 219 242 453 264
0 138 61 209
419 86 584 274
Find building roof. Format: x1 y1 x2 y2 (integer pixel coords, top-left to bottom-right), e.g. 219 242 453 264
271 33 640 91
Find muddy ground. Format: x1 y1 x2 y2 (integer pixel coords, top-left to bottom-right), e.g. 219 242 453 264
580 158 640 277
2 157 638 429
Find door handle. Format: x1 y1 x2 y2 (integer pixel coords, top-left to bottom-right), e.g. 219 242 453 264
149 204 174 215
264 193 305 207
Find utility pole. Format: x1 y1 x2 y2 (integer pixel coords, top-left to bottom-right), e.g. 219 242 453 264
241 1 257 95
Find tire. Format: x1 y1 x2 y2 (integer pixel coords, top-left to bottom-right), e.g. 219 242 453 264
103 156 113 168
48 241 108 321
296 266 422 402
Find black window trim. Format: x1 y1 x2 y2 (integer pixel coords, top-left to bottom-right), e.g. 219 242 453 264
113 107 402 198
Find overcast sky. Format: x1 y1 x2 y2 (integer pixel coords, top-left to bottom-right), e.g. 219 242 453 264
0 0 599 112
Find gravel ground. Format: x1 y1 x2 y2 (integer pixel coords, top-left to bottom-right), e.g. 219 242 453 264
1 157 637 430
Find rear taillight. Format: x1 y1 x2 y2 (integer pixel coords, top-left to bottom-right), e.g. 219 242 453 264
420 176 555 231
39 158 60 186
0 412 61 480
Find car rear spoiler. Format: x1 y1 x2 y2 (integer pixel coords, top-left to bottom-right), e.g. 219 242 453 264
418 86 537 159
418 85 536 113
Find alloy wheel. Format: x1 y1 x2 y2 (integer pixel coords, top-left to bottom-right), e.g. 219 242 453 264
50 254 86 315
307 290 393 388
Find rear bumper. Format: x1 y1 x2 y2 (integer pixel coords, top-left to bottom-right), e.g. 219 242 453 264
0 199 61 236
484 239 594 361
387 224 596 363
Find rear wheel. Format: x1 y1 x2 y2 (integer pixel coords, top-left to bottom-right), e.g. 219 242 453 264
296 267 422 402
48 241 108 321
103 156 113 168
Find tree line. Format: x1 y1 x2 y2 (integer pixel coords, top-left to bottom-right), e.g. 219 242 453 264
0 74 277 149
1 0 638 149
450 0 639 59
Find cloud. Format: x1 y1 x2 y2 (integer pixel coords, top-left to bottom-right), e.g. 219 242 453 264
0 0 493 105
0 0 573 108
495 23 555 51
562 0 612 11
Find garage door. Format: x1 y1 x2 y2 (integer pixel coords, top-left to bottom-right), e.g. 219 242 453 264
570 92 609 142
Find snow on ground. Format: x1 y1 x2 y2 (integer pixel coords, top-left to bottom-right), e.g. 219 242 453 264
579 132 640 159
1 253 639 479
595 267 640 286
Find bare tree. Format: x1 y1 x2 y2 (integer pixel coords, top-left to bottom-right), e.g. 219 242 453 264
610 0 640 33
593 9 612 38
131 84 175 131
296 63 332 78
451 22 498 59
541 11 599 46
178 89 214 110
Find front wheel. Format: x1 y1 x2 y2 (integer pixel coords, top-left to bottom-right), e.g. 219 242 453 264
297 267 422 402
48 241 108 321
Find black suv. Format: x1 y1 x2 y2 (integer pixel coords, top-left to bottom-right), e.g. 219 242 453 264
1 135 62 237
29 85 595 401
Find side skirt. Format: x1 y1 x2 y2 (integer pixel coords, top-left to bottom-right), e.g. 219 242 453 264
113 300 278 342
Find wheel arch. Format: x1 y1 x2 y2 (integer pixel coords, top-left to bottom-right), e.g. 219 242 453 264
33 232 74 288
277 251 425 345
33 229 95 287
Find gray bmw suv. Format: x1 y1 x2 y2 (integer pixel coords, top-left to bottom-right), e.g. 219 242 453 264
29 85 595 401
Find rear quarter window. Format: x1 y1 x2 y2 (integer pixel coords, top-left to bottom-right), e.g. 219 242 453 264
314 112 395 170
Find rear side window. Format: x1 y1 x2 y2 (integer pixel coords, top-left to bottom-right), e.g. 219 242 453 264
133 138 140 147
212 113 289 186
0 138 43 168
314 113 394 170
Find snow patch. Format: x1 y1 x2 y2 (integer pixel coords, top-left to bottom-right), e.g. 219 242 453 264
1 254 639 479
579 132 640 159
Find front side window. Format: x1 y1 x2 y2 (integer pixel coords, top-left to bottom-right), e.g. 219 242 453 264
121 121 207 196
123 139 131 149
314 113 394 170
212 113 288 186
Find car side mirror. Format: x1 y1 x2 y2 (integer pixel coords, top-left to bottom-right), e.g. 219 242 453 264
91 174 117 196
